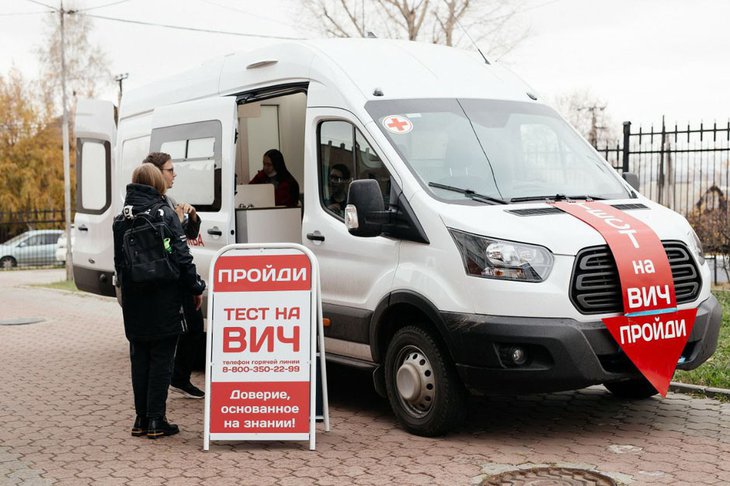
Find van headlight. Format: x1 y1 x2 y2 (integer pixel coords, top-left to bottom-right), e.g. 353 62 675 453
688 228 705 265
449 229 554 282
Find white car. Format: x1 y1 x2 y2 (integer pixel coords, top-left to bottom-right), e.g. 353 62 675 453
55 228 75 264
0 230 64 268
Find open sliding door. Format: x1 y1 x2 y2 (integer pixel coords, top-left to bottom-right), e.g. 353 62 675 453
149 96 238 286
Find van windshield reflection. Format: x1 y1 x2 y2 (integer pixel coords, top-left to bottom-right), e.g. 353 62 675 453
365 99 630 204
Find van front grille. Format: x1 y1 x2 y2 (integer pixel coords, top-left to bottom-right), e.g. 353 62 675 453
570 241 701 314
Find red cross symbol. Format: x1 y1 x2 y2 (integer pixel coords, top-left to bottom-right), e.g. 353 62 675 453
382 115 413 134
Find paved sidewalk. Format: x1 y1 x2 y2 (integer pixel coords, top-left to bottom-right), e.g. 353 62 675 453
1 270 729 485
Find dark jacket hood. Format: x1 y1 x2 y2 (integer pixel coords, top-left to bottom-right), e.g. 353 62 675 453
124 183 165 211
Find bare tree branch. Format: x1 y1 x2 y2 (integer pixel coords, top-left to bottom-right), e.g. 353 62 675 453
321 3 352 37
377 0 413 35
301 0 528 55
339 0 364 36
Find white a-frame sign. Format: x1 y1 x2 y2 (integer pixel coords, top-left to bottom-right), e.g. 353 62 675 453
204 244 329 450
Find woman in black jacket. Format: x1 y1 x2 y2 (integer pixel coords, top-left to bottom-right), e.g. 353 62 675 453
113 164 206 439
142 151 206 399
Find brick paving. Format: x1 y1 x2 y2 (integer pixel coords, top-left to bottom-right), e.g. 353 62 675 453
1 269 729 485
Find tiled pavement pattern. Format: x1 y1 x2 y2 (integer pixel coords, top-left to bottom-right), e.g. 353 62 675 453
1 270 729 485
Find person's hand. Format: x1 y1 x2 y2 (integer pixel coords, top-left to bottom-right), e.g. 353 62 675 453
187 204 198 221
174 205 185 222
193 294 203 311
176 203 198 222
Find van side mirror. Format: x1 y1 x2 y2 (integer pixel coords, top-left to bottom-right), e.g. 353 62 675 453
345 179 385 237
622 172 639 191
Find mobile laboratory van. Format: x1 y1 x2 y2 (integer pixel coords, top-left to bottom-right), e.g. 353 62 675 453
73 38 721 436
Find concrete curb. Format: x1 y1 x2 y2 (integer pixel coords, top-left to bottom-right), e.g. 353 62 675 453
669 381 730 398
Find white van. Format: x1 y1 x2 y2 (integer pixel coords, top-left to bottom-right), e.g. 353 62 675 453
73 39 721 436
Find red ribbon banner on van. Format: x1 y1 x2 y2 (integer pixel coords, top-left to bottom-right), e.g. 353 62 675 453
554 201 697 396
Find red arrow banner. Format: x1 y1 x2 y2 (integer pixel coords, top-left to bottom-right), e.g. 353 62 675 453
554 201 696 396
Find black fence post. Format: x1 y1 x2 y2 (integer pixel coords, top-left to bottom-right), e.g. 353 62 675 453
658 118 666 206
622 121 631 172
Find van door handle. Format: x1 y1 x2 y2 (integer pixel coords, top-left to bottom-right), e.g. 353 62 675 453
207 227 222 236
306 232 325 242
78 225 88 232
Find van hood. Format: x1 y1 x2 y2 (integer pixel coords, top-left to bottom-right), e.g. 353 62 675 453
438 199 692 255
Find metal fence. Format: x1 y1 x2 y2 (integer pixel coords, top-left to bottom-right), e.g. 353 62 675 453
0 209 66 270
598 120 730 213
597 120 730 283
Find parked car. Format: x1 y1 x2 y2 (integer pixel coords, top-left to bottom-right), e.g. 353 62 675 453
55 228 75 264
0 230 64 268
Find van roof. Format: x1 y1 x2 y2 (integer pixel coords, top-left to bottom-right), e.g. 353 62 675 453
121 38 537 119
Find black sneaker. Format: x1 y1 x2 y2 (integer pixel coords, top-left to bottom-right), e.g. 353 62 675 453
170 382 205 399
147 417 179 439
131 416 147 437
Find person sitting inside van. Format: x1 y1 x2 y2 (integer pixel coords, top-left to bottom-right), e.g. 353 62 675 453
249 149 300 207
325 163 352 216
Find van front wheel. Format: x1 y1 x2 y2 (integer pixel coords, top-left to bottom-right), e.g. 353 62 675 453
384 325 465 436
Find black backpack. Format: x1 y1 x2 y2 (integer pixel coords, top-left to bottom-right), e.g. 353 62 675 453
121 202 180 284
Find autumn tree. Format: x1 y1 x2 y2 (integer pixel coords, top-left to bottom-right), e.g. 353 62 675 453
35 2 111 118
301 0 527 58
0 69 65 213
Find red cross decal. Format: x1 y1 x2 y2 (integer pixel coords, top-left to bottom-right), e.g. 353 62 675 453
382 115 413 134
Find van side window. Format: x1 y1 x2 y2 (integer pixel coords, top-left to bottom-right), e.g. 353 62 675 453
151 120 222 212
355 129 390 206
318 121 390 218
76 139 111 214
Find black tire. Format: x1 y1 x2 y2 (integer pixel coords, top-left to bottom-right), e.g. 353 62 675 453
604 377 659 399
384 325 466 437
0 256 17 269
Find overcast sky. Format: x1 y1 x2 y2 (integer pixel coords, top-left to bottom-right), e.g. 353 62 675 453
1 0 728 131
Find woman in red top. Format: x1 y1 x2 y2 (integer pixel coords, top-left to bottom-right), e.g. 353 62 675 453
249 149 300 207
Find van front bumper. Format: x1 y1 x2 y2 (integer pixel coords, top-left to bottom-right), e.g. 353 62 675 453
443 295 722 395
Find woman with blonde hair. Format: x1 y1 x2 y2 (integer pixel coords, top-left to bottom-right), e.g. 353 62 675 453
143 152 206 399
113 163 205 439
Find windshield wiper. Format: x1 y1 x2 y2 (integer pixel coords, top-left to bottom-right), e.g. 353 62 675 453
509 194 605 203
428 182 507 205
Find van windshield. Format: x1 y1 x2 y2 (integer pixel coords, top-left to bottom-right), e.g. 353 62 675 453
365 99 630 203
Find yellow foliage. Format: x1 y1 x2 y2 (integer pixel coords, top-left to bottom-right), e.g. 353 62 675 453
0 69 73 212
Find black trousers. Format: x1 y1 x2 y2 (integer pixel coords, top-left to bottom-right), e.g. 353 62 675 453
129 335 178 419
171 295 204 386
